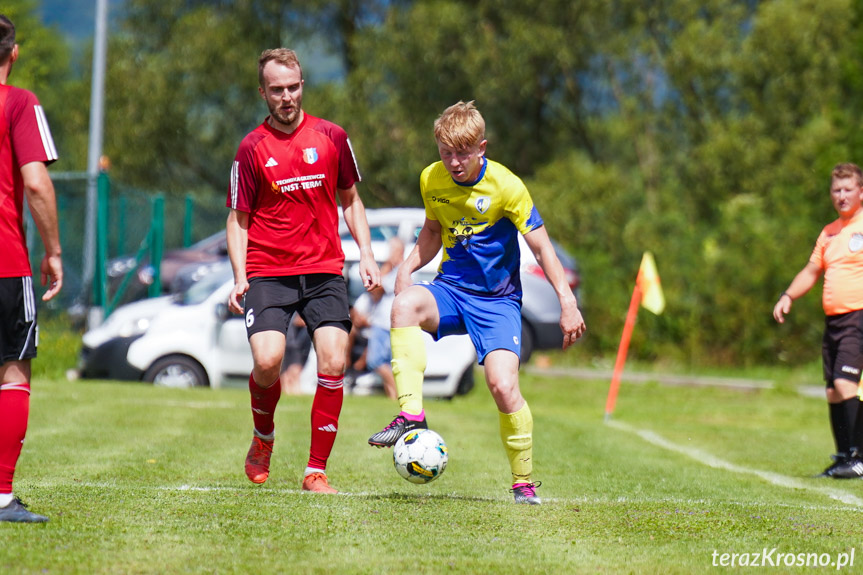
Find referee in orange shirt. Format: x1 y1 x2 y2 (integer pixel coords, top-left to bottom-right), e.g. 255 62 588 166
774 162 863 478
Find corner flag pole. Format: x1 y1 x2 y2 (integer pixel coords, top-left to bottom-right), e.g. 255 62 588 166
604 282 642 422
604 251 665 421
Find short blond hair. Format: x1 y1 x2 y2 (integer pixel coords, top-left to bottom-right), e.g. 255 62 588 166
258 48 303 87
433 101 485 149
831 163 863 187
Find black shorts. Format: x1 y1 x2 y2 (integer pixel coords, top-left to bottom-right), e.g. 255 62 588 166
244 274 351 339
0 276 38 363
822 310 863 386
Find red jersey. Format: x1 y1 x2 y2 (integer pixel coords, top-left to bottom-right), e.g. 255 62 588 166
0 85 58 277
227 113 361 278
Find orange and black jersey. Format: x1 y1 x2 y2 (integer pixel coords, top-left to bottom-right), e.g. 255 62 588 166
811 210 863 315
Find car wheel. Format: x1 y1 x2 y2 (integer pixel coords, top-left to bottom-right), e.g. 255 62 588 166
520 321 535 365
455 365 475 396
144 355 209 388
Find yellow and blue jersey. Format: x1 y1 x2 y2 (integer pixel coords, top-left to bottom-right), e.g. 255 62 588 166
420 157 543 298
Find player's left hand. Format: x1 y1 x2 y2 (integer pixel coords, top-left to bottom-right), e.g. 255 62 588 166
560 303 586 350
359 255 381 291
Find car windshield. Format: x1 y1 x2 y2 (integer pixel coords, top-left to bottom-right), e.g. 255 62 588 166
180 265 232 305
340 224 399 243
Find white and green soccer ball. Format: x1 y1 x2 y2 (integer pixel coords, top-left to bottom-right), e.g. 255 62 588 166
393 429 449 484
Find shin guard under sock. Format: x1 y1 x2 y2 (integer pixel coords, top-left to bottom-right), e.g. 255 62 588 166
249 374 281 437
0 382 30 494
390 326 426 415
499 402 533 485
308 373 344 470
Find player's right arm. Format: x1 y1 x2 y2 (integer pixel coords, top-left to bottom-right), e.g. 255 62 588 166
226 136 260 314
773 260 821 323
226 208 249 314
21 161 62 301
395 217 443 294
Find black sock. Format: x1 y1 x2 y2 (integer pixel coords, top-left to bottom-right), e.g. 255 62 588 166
846 398 863 456
830 401 852 456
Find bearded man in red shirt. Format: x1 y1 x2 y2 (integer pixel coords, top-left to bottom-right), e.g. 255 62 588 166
227 48 380 493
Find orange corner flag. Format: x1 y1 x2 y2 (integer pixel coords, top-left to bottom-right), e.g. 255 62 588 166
636 251 665 315
605 251 665 420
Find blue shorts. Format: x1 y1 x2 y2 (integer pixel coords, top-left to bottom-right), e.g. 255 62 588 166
420 280 522 365
366 326 392 371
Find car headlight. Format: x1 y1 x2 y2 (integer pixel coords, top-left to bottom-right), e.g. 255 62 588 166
107 256 137 277
117 317 152 338
137 265 155 286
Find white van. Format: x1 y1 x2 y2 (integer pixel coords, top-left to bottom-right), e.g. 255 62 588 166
78 261 477 398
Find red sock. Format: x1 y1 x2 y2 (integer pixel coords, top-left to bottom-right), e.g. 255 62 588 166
249 374 281 436
308 373 344 470
0 382 30 494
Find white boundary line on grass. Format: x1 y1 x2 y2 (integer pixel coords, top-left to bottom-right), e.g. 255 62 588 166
606 419 863 508
26 480 863 511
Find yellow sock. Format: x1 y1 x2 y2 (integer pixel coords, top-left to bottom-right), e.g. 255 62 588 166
499 402 533 484
390 326 426 415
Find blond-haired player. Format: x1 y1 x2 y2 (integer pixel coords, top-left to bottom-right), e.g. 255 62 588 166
368 101 585 504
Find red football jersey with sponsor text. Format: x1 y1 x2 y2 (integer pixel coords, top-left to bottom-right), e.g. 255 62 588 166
0 85 59 277
227 113 361 278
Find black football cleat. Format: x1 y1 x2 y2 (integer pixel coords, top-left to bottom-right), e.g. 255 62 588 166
830 456 863 479
816 453 849 478
0 498 48 523
368 414 427 447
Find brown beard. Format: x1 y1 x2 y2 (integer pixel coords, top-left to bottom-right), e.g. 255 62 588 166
271 106 297 126
268 94 302 128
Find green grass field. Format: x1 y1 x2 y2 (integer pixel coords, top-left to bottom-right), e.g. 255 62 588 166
2 352 862 574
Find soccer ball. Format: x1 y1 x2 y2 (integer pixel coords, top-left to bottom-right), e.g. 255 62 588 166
393 429 448 484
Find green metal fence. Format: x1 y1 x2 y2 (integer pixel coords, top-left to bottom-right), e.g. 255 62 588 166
26 171 227 319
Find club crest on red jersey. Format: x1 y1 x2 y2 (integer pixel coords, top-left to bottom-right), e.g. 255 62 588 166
850 233 863 253
303 147 319 164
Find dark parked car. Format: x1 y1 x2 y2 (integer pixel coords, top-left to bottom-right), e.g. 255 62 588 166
105 230 228 304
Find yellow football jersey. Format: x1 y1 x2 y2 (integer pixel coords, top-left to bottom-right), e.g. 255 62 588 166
420 157 543 296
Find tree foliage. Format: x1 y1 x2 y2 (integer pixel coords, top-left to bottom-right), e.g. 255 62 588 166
37 0 863 366
88 0 409 194
2 0 78 168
